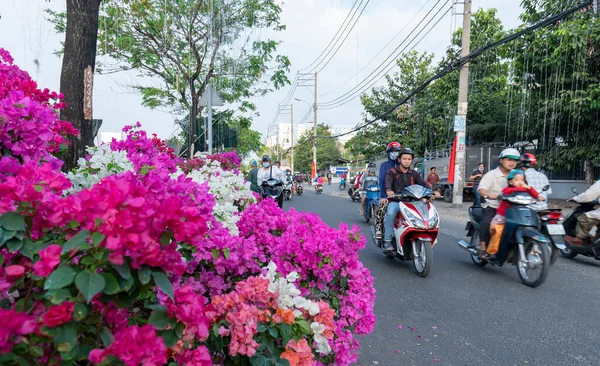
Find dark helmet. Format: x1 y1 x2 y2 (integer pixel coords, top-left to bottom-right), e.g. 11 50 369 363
262 155 271 162
399 148 414 159
367 162 376 173
386 141 402 152
520 153 537 168
274 160 281 165
368 162 376 168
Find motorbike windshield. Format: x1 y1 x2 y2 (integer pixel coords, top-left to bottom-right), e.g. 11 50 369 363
401 185 433 200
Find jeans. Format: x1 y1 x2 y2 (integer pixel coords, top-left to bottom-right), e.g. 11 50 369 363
384 202 401 242
473 188 481 207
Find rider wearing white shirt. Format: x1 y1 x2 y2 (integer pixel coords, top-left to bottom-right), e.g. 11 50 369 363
257 155 285 185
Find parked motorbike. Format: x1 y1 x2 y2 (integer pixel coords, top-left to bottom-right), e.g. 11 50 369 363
339 179 347 191
348 187 361 202
260 178 284 208
560 197 600 260
458 189 552 287
283 181 293 201
363 186 380 223
296 183 304 196
370 185 439 277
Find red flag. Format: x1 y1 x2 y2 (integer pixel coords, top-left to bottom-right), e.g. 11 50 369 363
311 161 316 179
448 137 457 184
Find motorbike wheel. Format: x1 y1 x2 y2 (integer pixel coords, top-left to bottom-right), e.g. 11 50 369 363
517 240 550 288
469 231 488 267
412 240 433 277
339 184 345 191
559 247 578 259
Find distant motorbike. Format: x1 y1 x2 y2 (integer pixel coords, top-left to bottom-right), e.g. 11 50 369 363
315 183 323 194
283 181 293 201
370 185 439 277
458 187 552 287
339 179 347 191
260 178 284 208
296 183 304 196
363 186 380 223
348 187 361 202
560 197 600 260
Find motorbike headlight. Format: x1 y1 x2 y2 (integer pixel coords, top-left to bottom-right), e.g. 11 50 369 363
428 214 439 229
402 209 426 229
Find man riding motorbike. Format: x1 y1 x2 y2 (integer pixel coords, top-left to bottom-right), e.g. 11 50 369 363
375 142 402 240
565 180 600 246
476 148 520 256
383 148 440 252
360 162 379 216
520 153 551 211
257 155 285 207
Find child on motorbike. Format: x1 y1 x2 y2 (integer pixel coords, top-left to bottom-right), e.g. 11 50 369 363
485 170 543 257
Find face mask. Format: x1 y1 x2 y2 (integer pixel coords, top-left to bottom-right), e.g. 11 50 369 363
479 167 484 172
263 162 270 168
389 152 399 160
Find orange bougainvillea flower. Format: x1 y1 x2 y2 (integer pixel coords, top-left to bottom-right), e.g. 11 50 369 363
281 349 300 365
282 309 295 325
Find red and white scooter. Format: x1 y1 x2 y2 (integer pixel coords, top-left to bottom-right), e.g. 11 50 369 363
371 185 440 277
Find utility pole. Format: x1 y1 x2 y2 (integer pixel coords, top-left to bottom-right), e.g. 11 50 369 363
313 72 318 178
452 0 472 207
290 104 294 173
276 123 280 161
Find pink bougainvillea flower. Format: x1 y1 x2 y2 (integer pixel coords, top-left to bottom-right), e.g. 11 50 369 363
32 245 62 277
42 301 75 327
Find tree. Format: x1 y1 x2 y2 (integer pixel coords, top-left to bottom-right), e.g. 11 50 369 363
58 0 103 172
293 125 341 173
218 112 263 157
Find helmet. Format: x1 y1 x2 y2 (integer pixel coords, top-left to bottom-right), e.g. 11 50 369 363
507 169 525 181
250 159 258 167
386 142 402 152
262 155 271 162
520 153 536 168
499 148 520 160
399 148 414 159
367 162 376 173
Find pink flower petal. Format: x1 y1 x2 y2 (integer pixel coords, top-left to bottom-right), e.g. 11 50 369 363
397 325 404 329
410 327 415 332
434 358 441 362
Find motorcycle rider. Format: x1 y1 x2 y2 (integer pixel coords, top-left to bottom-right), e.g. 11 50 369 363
284 169 295 196
375 142 403 240
476 148 520 257
360 162 379 216
565 180 600 245
246 159 260 193
257 155 285 208
383 148 440 252
520 153 551 211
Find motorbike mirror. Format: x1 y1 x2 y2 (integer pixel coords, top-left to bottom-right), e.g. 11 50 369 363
542 185 550 192
571 187 579 194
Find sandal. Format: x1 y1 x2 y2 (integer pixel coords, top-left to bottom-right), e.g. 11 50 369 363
478 250 490 259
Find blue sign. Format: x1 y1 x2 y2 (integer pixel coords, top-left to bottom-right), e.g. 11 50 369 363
335 167 348 174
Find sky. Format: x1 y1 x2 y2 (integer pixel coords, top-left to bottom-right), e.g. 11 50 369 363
1 0 523 142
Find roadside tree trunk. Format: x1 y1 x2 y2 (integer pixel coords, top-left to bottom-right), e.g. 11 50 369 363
585 158 594 188
60 0 102 172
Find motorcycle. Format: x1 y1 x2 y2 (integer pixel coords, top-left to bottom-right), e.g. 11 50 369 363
260 178 284 208
296 182 304 196
314 183 323 194
348 187 361 202
559 196 600 260
339 179 347 191
363 186 380 223
458 189 552 287
370 185 439 277
283 181 293 201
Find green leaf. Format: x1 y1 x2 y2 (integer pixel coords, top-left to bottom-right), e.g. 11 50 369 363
160 329 178 347
117 274 135 292
279 323 293 344
212 249 220 261
91 232 106 246
2 229 16 240
48 288 72 304
223 247 231 259
140 165 149 176
295 318 311 335
267 326 279 338
148 308 170 330
138 266 151 285
6 238 23 252
100 327 114 347
250 354 270 366
54 323 77 352
113 262 131 280
19 238 35 259
73 303 88 321
0 212 25 231
159 231 172 246
62 230 91 253
174 322 185 338
45 266 77 290
257 323 267 333
75 271 106 302
79 256 95 266
151 270 174 301
101 273 120 295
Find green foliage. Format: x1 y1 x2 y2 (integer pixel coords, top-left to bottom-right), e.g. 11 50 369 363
293 125 341 173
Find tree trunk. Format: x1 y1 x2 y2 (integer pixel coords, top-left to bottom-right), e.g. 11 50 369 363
60 0 102 172
585 158 594 188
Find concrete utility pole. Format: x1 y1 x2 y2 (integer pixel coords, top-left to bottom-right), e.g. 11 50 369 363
452 0 472 207
313 72 318 178
290 103 295 173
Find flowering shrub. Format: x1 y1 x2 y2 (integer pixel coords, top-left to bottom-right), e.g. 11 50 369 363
0 49 375 365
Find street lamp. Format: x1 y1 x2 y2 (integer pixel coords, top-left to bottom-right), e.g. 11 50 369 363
295 98 317 181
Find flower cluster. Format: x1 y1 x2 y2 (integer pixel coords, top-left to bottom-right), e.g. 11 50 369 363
0 308 35 354
88 325 168 366
65 144 134 193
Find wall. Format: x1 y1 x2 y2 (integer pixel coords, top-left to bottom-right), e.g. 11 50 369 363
549 181 588 200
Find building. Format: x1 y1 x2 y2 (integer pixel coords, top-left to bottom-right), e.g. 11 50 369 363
332 127 357 146
96 131 125 145
266 123 309 150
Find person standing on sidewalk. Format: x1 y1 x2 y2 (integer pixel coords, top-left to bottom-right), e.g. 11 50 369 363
469 162 486 207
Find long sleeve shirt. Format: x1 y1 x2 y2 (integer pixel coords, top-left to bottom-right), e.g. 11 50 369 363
385 167 430 195
378 160 396 199
496 186 539 217
573 180 600 220
246 167 260 192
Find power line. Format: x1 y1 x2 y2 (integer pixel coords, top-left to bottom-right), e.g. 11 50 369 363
317 0 448 109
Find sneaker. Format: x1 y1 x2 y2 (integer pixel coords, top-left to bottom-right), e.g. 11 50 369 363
384 241 394 252
375 230 383 240
565 235 584 246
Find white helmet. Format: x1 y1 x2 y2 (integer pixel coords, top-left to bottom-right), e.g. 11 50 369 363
499 148 520 160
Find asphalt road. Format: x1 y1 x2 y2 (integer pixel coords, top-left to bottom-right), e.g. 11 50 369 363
286 182 600 366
